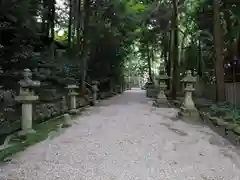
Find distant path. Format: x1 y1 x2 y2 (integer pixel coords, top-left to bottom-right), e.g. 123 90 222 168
1 88 240 179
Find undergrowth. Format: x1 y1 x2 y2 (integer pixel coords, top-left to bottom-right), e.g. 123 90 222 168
201 102 240 123
0 116 70 162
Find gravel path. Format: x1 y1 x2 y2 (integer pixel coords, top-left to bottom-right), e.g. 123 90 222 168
1 88 240 180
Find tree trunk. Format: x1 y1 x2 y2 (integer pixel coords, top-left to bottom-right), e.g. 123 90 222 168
50 0 55 60
76 0 81 56
50 0 55 40
146 42 153 82
151 47 155 80
162 31 168 71
197 37 203 77
171 0 180 100
68 0 73 49
213 0 225 102
72 0 77 40
42 0 48 36
80 0 90 92
167 30 172 89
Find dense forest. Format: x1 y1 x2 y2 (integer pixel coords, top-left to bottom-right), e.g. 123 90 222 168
1 0 240 102
2 0 240 167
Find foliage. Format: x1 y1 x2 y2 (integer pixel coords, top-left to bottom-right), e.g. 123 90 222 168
180 0 240 80
2 0 240 100
0 0 40 70
207 102 240 123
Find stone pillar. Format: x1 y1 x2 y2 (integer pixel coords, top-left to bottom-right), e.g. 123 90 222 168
178 70 199 121
91 81 99 105
153 64 169 107
15 69 40 135
66 85 78 114
60 96 67 113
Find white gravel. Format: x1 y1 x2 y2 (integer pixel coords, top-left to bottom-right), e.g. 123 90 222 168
1 88 240 180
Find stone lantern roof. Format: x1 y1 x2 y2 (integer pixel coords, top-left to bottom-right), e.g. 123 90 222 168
181 70 196 83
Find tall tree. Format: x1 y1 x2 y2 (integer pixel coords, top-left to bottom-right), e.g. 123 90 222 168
68 0 73 48
213 0 225 101
171 0 180 99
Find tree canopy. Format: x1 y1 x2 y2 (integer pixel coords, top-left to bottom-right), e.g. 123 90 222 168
1 0 240 101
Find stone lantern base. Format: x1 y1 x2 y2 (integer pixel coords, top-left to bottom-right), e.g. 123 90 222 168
153 98 169 107
69 109 78 115
178 106 199 122
18 129 36 136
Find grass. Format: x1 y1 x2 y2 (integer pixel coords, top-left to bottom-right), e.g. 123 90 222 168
0 116 70 162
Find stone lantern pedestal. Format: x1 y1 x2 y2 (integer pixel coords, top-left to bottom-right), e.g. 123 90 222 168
178 70 199 121
154 82 168 107
66 85 78 114
15 69 40 135
91 81 99 105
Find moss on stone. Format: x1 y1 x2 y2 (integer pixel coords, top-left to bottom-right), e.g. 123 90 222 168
225 123 238 131
0 116 69 162
216 118 229 127
233 126 240 135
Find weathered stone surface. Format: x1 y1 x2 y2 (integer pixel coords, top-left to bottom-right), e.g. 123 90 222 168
178 70 199 121
65 85 78 112
60 96 68 113
154 65 169 107
63 113 71 125
15 69 40 134
225 123 238 131
234 126 240 135
91 81 99 106
146 82 157 98
216 118 229 126
178 106 199 122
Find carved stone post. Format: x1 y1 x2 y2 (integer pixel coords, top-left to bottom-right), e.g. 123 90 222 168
178 70 199 121
91 81 99 105
66 85 78 114
15 69 40 135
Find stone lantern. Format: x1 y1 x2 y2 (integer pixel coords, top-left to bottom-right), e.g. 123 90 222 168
178 70 199 120
91 81 99 105
145 78 156 98
115 84 122 94
154 64 169 107
15 69 40 134
66 85 78 114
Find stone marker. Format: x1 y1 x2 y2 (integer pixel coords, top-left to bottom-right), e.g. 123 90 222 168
60 96 68 113
178 70 199 121
63 113 71 125
15 69 40 135
91 81 99 105
65 85 78 114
